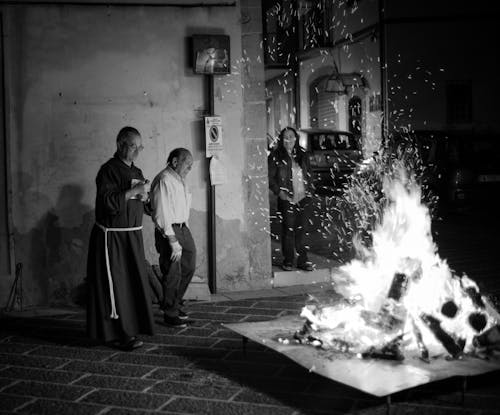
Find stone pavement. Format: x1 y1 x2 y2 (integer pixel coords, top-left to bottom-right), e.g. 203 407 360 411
1 213 500 415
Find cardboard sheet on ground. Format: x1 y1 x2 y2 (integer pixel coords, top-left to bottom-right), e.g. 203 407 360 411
224 315 500 397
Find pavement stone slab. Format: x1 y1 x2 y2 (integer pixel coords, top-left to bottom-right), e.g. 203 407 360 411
0 377 17 390
145 334 219 348
105 351 191 369
62 361 154 378
104 409 177 415
185 304 232 313
1 334 76 347
163 397 296 415
2 380 92 401
192 359 284 379
176 327 218 337
187 312 248 323
0 353 69 370
0 343 40 355
233 388 367 413
145 367 238 387
0 367 84 384
27 345 115 361
148 380 241 400
74 374 158 392
0 393 34 411
81 389 171 410
16 398 105 415
146 345 229 360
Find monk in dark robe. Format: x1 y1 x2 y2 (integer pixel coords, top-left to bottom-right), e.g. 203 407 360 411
87 126 155 351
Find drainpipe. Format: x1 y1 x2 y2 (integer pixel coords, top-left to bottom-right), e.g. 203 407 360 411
378 0 389 144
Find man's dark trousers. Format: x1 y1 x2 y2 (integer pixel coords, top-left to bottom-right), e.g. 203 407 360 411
155 225 196 317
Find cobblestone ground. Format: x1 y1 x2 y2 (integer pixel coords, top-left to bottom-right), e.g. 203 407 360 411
1 213 500 414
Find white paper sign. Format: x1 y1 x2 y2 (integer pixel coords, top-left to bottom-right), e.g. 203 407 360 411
209 156 227 185
205 116 223 158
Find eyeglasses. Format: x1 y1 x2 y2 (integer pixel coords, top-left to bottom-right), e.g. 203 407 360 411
128 143 144 151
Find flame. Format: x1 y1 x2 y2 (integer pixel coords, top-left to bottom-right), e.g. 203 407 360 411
301 170 498 357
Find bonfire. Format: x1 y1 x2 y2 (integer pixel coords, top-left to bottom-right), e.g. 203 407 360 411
295 166 500 361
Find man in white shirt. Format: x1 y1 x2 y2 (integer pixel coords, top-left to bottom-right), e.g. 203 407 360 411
151 148 195 327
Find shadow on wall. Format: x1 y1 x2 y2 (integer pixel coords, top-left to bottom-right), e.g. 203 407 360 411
15 178 94 307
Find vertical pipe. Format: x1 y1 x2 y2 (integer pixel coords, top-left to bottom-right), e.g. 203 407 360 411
207 75 217 294
378 0 389 143
0 12 14 279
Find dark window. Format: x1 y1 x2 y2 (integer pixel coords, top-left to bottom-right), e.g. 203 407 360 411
262 0 298 66
348 96 362 136
310 133 359 151
446 81 472 124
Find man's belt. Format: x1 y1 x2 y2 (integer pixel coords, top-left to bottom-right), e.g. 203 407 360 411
96 223 143 320
172 223 186 228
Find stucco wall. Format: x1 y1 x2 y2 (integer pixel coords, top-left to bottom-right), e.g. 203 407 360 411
1 2 271 306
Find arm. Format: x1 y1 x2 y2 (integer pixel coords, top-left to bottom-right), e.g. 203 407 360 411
151 177 175 239
96 166 127 216
151 177 182 261
268 153 281 196
303 151 316 195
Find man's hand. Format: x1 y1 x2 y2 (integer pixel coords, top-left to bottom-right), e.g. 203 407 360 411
278 190 292 202
169 240 182 262
126 180 150 200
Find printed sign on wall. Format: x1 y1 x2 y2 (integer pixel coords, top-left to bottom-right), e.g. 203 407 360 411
205 116 223 158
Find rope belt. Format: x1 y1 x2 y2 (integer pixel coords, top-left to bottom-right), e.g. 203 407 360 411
96 222 143 319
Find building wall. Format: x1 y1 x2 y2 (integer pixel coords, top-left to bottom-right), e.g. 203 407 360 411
264 0 383 157
384 0 500 133
0 2 271 306
297 38 382 156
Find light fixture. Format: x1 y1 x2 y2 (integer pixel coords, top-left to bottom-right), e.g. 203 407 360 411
341 73 367 89
324 58 346 94
325 73 346 94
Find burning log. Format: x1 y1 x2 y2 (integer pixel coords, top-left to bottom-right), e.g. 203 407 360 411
473 324 500 350
293 318 354 352
420 314 465 358
411 318 430 362
361 334 405 361
387 272 410 301
463 284 485 309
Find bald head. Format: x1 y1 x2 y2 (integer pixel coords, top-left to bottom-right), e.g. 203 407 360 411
168 148 193 179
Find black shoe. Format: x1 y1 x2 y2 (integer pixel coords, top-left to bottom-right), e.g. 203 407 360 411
297 261 314 271
164 315 187 328
281 263 293 271
113 337 143 351
178 310 189 320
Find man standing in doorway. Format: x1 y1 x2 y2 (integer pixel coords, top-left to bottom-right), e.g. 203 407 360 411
151 148 196 327
87 126 155 351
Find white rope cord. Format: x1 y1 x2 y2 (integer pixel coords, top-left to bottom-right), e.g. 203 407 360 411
96 223 143 319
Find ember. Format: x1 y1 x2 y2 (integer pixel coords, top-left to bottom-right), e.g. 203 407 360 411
296 170 500 361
